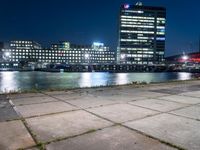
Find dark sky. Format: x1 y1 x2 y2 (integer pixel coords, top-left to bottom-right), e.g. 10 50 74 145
0 0 199 56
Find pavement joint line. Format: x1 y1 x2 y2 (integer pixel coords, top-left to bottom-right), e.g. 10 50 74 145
119 112 164 124
43 124 117 147
16 100 58 106
178 94 200 99
2 83 200 149
64 102 186 150
156 97 200 109
124 104 200 123
40 92 83 108
167 112 200 122
7 97 81 120
82 108 118 124
121 124 186 150
83 105 163 129
121 92 171 98
20 118 38 148
127 100 200 118
127 102 166 113
7 96 199 123
156 96 200 105
14 100 59 106
1 99 24 122
22 109 82 119
74 102 123 109
7 93 46 100
41 91 135 110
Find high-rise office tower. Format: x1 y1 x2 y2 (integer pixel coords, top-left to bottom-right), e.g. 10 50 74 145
118 2 166 64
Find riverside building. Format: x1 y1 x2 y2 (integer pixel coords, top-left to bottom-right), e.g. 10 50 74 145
0 40 115 68
118 2 166 65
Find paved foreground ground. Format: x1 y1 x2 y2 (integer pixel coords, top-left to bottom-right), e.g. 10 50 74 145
1 80 200 150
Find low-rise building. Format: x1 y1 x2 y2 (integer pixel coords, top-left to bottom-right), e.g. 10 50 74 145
0 40 115 68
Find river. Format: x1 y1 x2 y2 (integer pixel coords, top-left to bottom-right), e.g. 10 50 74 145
0 71 199 93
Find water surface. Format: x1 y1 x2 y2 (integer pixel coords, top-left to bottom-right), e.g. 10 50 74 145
0 71 198 93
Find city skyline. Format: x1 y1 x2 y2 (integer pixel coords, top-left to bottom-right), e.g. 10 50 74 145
0 0 200 56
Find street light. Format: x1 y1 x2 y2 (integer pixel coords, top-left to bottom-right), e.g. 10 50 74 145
85 54 90 59
121 54 126 59
4 52 10 57
3 52 11 60
182 55 189 61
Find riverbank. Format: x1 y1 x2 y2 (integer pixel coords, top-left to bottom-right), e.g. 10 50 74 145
1 80 200 150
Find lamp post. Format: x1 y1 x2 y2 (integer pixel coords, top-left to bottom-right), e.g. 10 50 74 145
182 55 189 70
3 52 11 61
85 53 90 71
120 54 126 64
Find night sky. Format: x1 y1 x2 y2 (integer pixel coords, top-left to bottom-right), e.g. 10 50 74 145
0 0 199 56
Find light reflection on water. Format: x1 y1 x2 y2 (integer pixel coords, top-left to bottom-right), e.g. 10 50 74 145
0 72 19 92
0 71 197 93
116 73 129 85
178 72 192 80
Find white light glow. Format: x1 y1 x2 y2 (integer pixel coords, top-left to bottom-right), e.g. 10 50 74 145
121 54 126 59
93 42 104 47
4 52 11 57
182 55 189 60
85 54 90 59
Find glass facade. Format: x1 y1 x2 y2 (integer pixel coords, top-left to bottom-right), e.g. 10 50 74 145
118 2 166 65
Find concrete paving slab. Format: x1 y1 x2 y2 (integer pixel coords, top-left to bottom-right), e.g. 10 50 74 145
17 101 78 118
0 101 20 122
26 148 39 150
52 93 90 101
87 104 158 123
0 120 35 150
46 126 176 150
0 96 20 122
89 88 132 97
125 91 171 98
8 93 45 100
124 113 200 150
26 110 113 142
171 105 200 120
43 90 75 96
159 95 200 104
129 99 188 112
150 89 185 95
150 85 200 95
11 96 58 106
180 91 200 98
66 97 118 109
96 94 147 102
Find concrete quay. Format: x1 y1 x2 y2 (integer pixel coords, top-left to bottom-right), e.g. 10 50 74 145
1 80 200 150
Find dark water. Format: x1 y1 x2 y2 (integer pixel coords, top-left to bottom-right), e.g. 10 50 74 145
0 71 199 93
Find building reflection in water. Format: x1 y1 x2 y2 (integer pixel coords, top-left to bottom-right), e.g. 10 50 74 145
0 72 18 93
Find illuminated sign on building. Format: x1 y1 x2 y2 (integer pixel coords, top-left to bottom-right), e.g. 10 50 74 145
156 37 165 41
124 4 130 9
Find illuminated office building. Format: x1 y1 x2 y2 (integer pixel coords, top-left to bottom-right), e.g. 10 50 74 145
1 41 115 66
118 2 166 64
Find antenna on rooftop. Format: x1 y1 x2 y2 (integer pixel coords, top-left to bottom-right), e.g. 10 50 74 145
136 2 143 6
